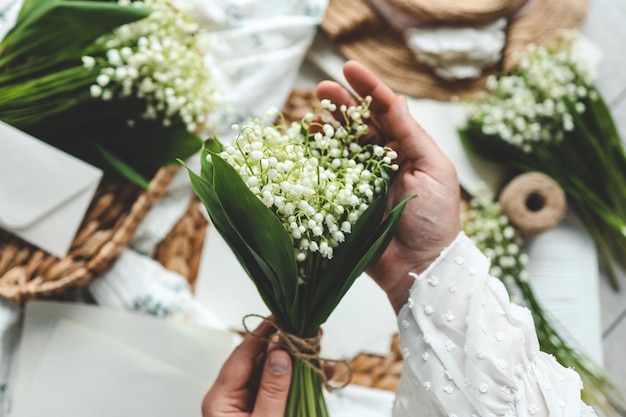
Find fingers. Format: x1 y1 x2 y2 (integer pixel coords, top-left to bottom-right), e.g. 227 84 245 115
211 320 275 391
342 60 397 116
315 80 357 108
316 74 389 143
384 95 443 165
343 60 449 167
316 60 453 178
251 350 292 417
315 79 360 124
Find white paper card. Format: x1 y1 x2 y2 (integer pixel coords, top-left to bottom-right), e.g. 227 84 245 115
0 121 102 257
526 211 603 364
11 319 208 417
11 301 237 416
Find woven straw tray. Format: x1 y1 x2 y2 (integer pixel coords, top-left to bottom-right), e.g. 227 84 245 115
0 165 178 304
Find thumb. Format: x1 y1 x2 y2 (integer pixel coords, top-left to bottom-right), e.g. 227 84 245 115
252 350 292 417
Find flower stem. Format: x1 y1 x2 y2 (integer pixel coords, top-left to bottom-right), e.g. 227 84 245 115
286 358 329 417
0 65 93 127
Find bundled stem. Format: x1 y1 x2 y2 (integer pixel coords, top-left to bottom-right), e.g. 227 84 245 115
187 98 410 417
287 359 329 417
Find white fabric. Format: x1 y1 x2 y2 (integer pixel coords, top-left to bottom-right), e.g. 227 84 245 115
191 0 328 142
404 18 507 81
130 164 196 256
365 0 507 80
392 232 595 417
88 250 228 331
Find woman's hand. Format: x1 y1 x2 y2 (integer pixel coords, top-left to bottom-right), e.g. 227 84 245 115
316 61 462 313
202 321 292 417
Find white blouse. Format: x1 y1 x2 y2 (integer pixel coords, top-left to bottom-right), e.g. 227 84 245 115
392 232 596 417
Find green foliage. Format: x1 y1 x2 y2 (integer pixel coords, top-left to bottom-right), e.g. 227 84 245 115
0 0 205 188
185 132 411 416
185 142 411 337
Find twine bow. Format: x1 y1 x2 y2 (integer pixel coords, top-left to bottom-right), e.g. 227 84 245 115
242 314 353 391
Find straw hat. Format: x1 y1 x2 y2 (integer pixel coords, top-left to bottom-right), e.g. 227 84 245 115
385 0 530 24
321 0 590 101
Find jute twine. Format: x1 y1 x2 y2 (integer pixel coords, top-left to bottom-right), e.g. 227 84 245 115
498 172 567 237
242 314 353 391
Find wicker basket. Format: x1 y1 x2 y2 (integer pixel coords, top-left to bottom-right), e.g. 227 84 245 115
0 165 178 304
154 193 208 291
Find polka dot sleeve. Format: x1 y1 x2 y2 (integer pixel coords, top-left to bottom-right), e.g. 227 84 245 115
392 232 596 417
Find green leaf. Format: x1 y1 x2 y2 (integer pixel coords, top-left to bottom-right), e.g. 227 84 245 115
96 144 150 189
19 100 203 186
1 2 151 67
458 124 528 168
105 121 203 175
209 155 299 308
188 143 300 328
203 137 224 154
308 194 414 327
200 138 223 183
181 161 286 320
306 194 386 304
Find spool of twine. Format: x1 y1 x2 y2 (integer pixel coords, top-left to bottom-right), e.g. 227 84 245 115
498 172 567 237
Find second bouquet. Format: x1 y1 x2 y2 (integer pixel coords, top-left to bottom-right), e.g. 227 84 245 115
185 97 412 417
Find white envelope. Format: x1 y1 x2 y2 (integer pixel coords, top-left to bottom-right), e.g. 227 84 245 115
0 121 102 258
11 301 238 417
12 319 210 417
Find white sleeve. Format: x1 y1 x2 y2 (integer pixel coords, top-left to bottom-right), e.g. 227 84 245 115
392 232 596 417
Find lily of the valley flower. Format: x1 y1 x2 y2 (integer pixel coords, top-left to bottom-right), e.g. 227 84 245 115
219 97 398 263
466 31 594 152
84 0 219 133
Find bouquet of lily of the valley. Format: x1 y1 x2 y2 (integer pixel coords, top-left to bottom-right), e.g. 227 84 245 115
0 0 220 187
185 97 412 417
459 30 626 289
461 186 625 417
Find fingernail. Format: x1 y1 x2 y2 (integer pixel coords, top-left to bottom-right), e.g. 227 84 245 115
268 352 289 375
